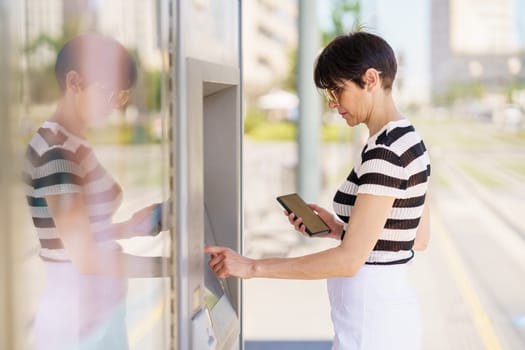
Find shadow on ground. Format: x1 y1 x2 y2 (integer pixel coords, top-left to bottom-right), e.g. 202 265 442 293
245 340 332 350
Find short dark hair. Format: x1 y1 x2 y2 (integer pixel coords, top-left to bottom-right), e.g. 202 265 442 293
55 33 137 92
314 31 397 91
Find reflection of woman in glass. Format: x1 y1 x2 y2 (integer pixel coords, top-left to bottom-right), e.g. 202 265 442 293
206 31 431 350
24 34 170 350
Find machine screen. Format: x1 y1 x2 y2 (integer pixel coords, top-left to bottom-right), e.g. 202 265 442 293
204 206 226 309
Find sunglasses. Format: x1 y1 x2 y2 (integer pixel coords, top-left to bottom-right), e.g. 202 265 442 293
92 82 131 108
321 71 383 105
322 88 340 105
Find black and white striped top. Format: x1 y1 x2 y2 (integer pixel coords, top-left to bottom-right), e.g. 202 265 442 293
24 121 123 262
333 119 431 265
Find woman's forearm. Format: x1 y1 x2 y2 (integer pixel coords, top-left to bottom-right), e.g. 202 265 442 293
72 246 171 278
92 222 130 241
252 246 359 279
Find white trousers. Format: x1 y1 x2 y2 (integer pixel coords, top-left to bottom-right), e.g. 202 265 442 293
34 262 129 350
327 264 421 350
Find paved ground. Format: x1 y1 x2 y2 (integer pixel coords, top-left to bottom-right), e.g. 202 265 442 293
14 112 525 349
242 114 525 350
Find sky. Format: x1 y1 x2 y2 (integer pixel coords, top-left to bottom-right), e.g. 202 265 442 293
318 0 525 104
517 0 525 46
318 0 430 103
360 0 430 103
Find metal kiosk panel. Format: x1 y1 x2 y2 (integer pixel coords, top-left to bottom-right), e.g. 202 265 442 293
179 58 241 350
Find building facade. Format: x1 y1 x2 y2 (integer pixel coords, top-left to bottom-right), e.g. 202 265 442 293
431 0 525 100
242 0 298 98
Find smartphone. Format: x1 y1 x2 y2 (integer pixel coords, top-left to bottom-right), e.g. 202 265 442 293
276 193 330 236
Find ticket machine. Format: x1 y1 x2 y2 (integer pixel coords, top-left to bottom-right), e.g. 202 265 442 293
179 59 242 350
173 2 243 349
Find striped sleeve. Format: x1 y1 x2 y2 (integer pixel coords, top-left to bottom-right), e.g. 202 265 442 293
25 144 87 197
356 146 409 198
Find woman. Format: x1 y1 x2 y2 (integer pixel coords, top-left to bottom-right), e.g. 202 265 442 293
205 31 431 350
24 33 170 350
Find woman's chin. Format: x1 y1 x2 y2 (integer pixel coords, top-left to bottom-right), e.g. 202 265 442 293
345 119 358 127
85 110 113 128
87 117 109 129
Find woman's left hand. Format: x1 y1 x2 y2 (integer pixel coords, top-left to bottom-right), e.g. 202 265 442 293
125 203 162 236
284 203 343 240
204 246 256 279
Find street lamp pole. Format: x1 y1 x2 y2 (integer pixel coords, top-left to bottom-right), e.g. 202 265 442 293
297 0 321 203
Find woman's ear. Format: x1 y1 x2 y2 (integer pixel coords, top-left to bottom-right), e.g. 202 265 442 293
65 71 82 93
363 68 381 91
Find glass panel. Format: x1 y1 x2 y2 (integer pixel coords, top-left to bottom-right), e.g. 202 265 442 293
0 0 14 348
9 1 173 349
185 0 240 66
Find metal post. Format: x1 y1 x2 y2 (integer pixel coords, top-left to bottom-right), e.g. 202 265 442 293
297 0 321 203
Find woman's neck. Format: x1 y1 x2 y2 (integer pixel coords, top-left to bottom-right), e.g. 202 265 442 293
365 92 404 136
49 97 87 139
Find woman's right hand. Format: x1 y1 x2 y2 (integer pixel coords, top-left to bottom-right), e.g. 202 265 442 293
283 204 343 240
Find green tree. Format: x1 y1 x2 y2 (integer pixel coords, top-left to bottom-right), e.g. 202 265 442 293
322 0 361 45
282 48 298 92
24 21 84 103
284 0 361 93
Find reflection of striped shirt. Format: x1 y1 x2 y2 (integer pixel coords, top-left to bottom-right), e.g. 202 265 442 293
333 119 431 265
24 121 122 262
